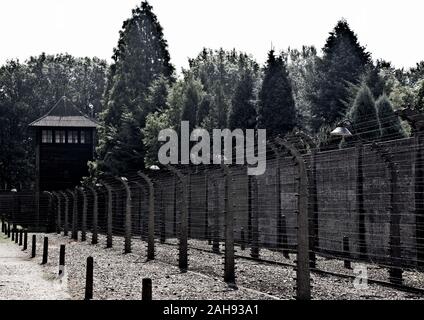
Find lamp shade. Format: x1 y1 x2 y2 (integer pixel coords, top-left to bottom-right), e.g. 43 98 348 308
330 126 352 137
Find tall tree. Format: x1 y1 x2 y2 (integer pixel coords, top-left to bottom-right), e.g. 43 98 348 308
181 76 204 130
228 71 257 130
310 19 371 131
286 46 319 133
376 94 405 141
346 84 380 142
185 48 259 130
97 1 174 175
258 49 296 137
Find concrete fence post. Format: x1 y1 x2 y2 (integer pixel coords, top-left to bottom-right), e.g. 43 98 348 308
88 185 99 245
160 187 166 244
79 188 88 242
53 192 62 234
269 142 283 251
61 191 69 236
137 171 155 261
250 176 259 259
222 164 236 286
100 180 113 248
372 143 403 284
204 173 210 242
211 178 220 254
167 165 188 272
295 131 319 269
72 188 78 240
356 143 367 260
115 177 132 254
275 136 311 300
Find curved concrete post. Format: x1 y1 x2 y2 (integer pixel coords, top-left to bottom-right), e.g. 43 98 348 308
52 192 62 234
100 180 113 248
371 143 402 284
269 142 283 252
114 177 132 254
71 188 79 240
166 165 188 272
137 171 155 261
60 191 70 236
275 136 311 300
87 184 99 245
42 191 54 232
295 130 319 268
221 164 235 286
77 187 88 242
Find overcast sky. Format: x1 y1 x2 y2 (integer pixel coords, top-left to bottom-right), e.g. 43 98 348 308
0 0 423 73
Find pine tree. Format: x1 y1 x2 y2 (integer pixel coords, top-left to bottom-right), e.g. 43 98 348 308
347 84 381 142
181 77 204 130
228 71 257 130
310 19 371 131
258 49 296 137
97 1 174 174
416 80 424 111
376 94 405 141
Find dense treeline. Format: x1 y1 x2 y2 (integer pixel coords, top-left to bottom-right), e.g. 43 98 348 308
0 54 107 189
1 1 424 188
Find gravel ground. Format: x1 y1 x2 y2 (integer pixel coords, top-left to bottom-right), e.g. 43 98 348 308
16 233 424 300
0 233 70 300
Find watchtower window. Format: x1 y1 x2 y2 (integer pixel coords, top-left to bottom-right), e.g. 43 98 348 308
55 130 66 143
68 130 79 144
41 130 53 143
80 130 92 144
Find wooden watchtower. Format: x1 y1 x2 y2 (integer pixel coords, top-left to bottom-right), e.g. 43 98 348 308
29 96 99 192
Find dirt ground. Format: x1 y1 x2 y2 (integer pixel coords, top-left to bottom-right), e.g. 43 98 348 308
0 233 70 300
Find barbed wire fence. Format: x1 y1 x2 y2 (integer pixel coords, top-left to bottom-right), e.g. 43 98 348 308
4 117 424 298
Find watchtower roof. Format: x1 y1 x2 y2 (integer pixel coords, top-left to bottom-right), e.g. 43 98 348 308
29 96 99 128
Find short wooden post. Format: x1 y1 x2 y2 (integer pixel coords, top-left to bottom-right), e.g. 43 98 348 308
11 226 15 241
14 229 18 243
41 237 48 264
19 229 23 246
142 278 152 300
31 235 36 258
59 245 65 276
85 256 94 300
343 236 351 269
7 223 10 238
23 230 28 251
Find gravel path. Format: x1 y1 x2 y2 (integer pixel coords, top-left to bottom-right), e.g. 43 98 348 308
18 232 424 300
0 233 70 300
